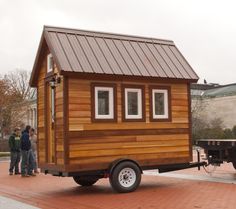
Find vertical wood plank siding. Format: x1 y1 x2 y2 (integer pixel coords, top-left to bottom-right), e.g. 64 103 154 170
55 72 65 165
37 51 65 166
63 76 69 164
37 56 47 164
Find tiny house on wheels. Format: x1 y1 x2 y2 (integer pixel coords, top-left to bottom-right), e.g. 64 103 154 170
30 26 199 193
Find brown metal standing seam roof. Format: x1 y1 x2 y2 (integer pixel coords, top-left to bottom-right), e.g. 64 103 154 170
30 26 199 86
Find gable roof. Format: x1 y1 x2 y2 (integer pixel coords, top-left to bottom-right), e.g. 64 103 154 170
30 26 199 87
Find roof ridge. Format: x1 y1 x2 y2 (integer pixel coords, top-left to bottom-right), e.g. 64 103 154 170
44 25 174 45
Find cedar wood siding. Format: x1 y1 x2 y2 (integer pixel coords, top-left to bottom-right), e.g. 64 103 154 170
37 48 65 167
31 26 198 173
54 72 65 165
37 55 46 164
67 78 191 172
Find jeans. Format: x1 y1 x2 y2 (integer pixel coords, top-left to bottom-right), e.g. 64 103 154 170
21 150 32 175
28 150 37 173
9 151 21 173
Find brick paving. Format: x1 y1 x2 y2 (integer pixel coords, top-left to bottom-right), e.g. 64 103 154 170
0 161 236 209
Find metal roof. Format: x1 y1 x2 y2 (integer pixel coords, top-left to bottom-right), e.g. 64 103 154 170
30 26 199 86
203 84 236 98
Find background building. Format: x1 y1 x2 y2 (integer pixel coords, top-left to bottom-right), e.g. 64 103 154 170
25 98 37 129
191 83 236 129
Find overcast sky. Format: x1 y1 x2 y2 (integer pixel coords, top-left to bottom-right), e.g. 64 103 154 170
0 0 236 84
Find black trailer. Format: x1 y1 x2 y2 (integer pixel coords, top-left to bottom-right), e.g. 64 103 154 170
195 139 236 169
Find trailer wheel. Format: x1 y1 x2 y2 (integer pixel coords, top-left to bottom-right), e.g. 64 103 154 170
232 162 236 170
73 176 99 186
109 161 141 193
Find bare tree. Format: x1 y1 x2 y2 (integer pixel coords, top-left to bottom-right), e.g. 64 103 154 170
0 69 35 138
4 69 36 100
0 79 7 137
191 96 208 120
0 78 23 137
191 95 209 140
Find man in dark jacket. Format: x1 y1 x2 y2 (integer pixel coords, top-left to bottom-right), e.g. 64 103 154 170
20 125 35 177
8 127 21 175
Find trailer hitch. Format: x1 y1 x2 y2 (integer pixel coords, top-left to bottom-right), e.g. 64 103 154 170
158 161 207 173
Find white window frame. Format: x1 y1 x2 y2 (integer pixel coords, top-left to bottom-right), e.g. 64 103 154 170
95 87 114 119
47 54 53 73
125 88 142 119
152 89 169 119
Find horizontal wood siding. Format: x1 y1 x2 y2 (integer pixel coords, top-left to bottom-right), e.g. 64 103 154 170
67 79 191 171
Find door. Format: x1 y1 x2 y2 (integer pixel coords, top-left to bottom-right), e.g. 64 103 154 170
46 82 56 164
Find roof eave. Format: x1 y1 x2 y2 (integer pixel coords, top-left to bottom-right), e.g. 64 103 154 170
44 30 64 74
29 30 45 87
60 70 199 83
30 27 64 87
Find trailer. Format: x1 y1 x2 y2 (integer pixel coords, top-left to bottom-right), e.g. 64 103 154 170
30 26 200 193
195 139 236 169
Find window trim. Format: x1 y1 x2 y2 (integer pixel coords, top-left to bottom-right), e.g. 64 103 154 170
149 85 171 122
122 84 145 122
47 54 53 73
125 88 142 119
95 87 114 119
91 83 117 123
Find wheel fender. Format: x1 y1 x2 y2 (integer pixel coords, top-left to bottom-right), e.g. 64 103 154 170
108 158 143 175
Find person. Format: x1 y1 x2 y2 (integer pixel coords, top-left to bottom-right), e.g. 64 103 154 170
8 127 21 175
29 128 39 174
20 125 36 177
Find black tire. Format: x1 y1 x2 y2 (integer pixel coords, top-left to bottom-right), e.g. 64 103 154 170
109 161 141 193
73 176 99 186
232 162 236 170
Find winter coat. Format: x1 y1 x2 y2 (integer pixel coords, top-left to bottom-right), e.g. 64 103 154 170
8 133 21 152
20 130 31 151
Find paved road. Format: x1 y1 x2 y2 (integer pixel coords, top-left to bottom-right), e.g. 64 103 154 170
0 161 236 209
0 157 9 162
0 196 39 209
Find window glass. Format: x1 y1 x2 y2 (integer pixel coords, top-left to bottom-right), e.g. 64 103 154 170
125 88 142 119
154 92 165 115
152 89 168 119
127 92 138 115
94 87 114 119
98 90 109 115
47 54 53 73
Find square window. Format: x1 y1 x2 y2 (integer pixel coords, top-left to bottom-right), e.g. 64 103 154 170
122 86 145 121
150 87 171 121
95 87 113 119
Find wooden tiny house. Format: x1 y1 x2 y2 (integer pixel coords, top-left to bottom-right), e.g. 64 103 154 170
30 26 199 192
